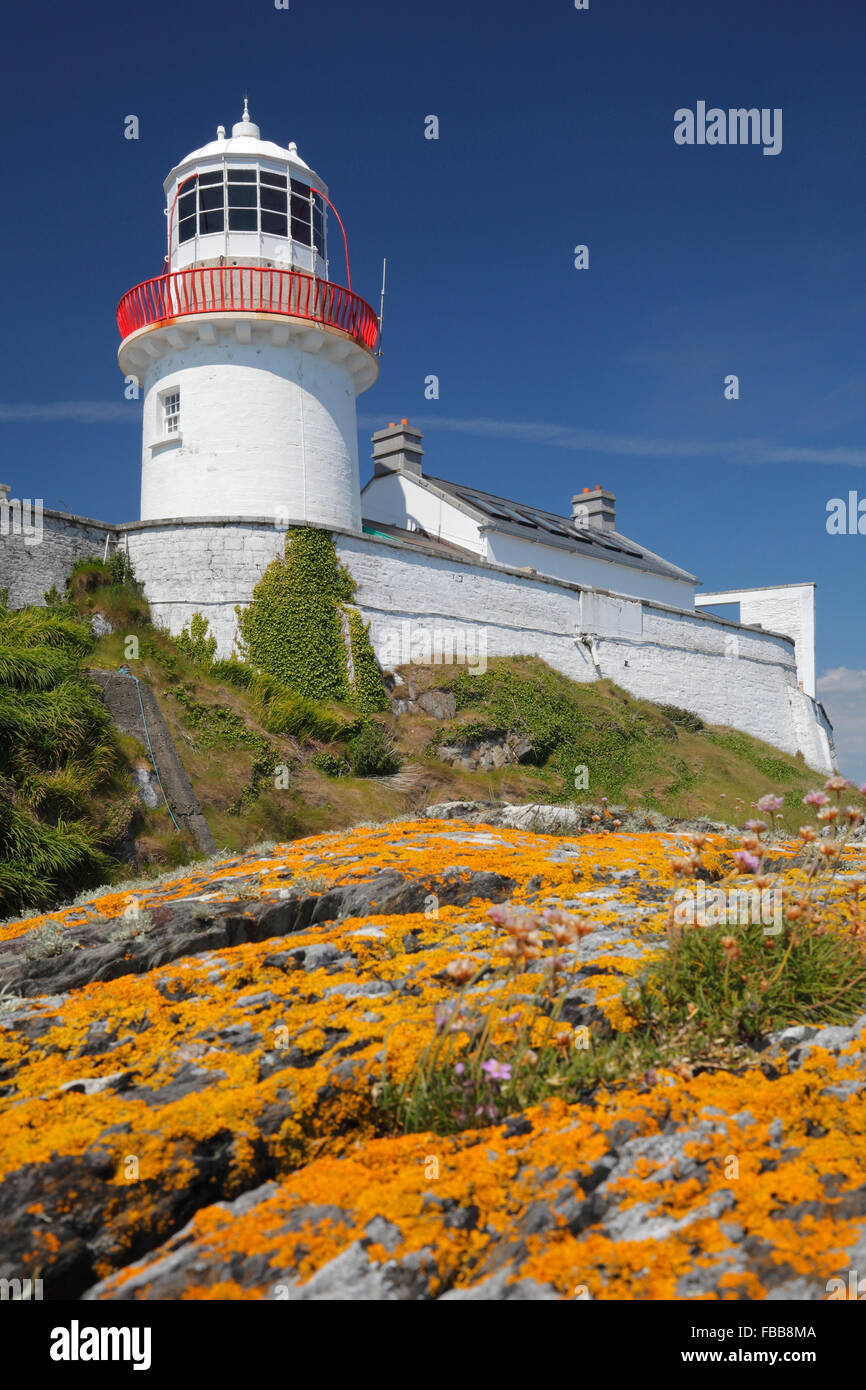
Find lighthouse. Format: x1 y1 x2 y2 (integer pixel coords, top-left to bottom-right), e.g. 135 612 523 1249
116 103 379 530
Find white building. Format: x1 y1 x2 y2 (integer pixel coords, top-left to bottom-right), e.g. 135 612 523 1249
116 101 378 533
0 107 836 775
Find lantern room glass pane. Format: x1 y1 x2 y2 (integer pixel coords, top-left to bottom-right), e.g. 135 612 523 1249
261 210 288 237
261 184 287 213
227 183 257 208
291 216 313 243
227 167 256 182
198 170 223 185
179 215 196 243
260 170 287 188
199 184 224 211
200 209 224 234
228 207 257 230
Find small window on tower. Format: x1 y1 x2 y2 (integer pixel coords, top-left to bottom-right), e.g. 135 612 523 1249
162 390 180 437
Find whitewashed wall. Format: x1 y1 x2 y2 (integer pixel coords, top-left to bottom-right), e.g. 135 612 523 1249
696 584 817 698
121 519 835 773
129 330 365 531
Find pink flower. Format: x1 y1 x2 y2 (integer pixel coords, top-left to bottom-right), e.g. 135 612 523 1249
454 1062 465 1076
745 820 768 833
733 851 760 873
757 795 784 813
481 1058 512 1082
804 791 829 807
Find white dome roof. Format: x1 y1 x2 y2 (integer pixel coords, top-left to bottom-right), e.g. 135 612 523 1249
163 102 327 193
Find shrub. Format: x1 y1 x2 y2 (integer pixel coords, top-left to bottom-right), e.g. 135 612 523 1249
0 607 126 914
311 752 349 778
347 722 401 777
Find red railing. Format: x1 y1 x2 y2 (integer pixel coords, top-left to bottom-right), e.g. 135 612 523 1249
117 265 379 352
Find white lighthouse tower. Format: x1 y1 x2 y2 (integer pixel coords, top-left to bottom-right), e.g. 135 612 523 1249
117 103 379 530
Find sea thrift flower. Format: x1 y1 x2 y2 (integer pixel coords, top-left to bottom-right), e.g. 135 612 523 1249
825 775 850 793
454 1062 465 1076
445 958 477 983
434 1003 456 1033
799 826 817 842
733 851 760 873
804 790 829 807
745 820 768 834
757 795 784 814
481 1059 512 1082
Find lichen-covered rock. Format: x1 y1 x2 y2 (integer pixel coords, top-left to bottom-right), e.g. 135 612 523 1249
0 817 864 1301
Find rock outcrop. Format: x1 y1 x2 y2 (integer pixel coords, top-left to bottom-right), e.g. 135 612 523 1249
0 817 864 1301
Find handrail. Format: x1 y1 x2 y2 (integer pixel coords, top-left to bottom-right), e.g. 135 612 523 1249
117 265 379 352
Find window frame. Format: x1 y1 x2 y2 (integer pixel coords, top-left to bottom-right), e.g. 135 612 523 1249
160 388 181 438
174 168 327 259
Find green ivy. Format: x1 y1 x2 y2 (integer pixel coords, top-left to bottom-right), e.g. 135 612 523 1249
176 612 217 668
235 527 388 713
347 608 389 713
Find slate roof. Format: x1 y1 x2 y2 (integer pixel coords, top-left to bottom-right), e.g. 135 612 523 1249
363 472 698 587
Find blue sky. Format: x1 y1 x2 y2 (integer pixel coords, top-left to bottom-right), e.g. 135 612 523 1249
2 0 864 781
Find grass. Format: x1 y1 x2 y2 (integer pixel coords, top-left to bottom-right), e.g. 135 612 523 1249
409 657 824 830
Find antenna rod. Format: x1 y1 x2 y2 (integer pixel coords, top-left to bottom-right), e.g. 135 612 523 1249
377 257 387 356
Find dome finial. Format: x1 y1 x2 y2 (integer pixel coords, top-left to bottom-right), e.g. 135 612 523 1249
231 97 260 140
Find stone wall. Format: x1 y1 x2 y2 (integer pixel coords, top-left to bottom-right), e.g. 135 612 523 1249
1 508 835 773
0 510 116 608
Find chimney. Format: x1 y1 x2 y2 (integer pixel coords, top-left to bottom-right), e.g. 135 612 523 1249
571 484 615 532
0 484 9 500
372 419 424 477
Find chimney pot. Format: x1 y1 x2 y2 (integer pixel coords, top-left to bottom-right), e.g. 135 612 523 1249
372 420 424 477
571 486 616 532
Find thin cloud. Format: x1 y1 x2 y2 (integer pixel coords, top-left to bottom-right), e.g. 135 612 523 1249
0 402 135 423
816 666 866 781
358 414 866 468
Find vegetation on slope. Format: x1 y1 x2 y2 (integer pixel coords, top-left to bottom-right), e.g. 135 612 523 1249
0 600 136 914
0 536 843 917
416 657 823 829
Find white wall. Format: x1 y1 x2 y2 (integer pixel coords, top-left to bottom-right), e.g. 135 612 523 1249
123 520 835 773
695 584 816 698
135 331 363 530
361 473 487 556
487 530 695 608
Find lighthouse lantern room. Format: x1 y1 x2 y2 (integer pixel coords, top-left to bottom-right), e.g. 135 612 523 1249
116 104 379 530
